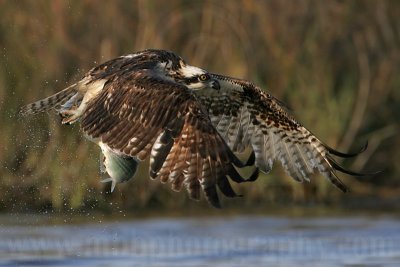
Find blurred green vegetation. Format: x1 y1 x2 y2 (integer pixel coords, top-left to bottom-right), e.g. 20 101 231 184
0 0 399 213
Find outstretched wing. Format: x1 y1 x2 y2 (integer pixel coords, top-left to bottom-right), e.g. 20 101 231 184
80 70 256 208
194 73 368 192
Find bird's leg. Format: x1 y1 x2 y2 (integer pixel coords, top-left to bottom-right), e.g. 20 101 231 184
59 102 86 125
57 93 84 124
59 109 75 118
58 79 105 125
59 109 80 125
60 96 91 125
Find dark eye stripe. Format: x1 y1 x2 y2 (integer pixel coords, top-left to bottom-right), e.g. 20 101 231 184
185 77 198 84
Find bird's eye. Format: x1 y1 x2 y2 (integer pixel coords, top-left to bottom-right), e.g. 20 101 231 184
199 74 209 81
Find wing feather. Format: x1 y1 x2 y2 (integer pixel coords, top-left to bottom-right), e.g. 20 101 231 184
81 70 248 207
194 73 370 192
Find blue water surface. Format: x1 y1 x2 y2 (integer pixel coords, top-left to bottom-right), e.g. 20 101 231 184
0 214 399 267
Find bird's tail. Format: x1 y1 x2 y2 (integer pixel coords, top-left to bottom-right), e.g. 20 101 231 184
19 83 79 116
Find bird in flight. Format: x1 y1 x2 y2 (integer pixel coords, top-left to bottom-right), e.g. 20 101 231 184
20 49 368 208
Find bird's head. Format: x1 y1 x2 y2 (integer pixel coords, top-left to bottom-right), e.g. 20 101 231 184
173 63 220 91
142 49 220 90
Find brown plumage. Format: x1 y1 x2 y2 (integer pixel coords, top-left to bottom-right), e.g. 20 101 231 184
20 49 254 208
80 70 254 207
20 49 373 208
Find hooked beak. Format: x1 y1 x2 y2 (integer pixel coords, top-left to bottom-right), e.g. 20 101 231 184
211 79 220 90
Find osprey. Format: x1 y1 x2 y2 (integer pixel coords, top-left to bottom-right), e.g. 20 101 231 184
20 49 369 208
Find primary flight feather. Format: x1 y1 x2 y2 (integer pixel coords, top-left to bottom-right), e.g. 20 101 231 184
194 73 370 193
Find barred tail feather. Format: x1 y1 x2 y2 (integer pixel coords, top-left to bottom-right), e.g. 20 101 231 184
19 83 78 116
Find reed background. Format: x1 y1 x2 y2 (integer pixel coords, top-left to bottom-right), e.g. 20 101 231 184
0 0 399 213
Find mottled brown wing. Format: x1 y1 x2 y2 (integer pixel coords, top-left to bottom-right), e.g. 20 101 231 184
80 70 254 207
194 73 368 192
